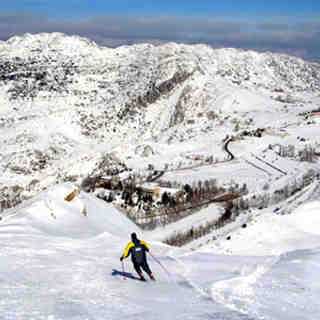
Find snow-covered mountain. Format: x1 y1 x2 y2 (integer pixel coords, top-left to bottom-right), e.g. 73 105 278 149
1 32 320 319
1 32 320 205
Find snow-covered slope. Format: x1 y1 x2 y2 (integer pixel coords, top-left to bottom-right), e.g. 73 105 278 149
1 32 320 203
1 182 320 319
1 32 320 319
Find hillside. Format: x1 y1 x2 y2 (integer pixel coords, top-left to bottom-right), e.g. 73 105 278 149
0 182 320 319
1 32 320 207
1 32 320 319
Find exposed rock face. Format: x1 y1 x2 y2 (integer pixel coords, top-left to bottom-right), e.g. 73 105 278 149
135 145 155 157
0 185 25 210
1 57 76 100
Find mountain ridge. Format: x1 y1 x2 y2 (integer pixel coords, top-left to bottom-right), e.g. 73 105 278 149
0 32 319 208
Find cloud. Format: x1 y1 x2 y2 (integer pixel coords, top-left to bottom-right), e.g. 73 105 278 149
0 13 319 59
257 23 289 31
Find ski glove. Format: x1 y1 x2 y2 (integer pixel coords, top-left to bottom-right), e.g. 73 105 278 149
120 257 123 261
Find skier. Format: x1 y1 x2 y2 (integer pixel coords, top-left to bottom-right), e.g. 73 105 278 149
120 232 155 281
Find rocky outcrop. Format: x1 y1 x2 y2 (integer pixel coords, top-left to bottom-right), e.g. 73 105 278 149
0 56 77 100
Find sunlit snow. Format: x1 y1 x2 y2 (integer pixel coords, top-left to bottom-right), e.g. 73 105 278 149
0 33 320 320
0 183 320 319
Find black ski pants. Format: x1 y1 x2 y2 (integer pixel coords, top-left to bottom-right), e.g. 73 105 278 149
133 260 152 275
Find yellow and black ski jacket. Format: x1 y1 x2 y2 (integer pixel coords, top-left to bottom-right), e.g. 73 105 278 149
121 239 150 264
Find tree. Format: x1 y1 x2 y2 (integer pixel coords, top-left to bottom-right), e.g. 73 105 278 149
161 191 170 206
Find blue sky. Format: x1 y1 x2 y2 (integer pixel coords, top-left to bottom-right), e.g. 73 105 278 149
1 1 320 59
2 0 320 18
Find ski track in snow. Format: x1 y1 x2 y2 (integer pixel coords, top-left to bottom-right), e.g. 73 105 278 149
167 251 212 300
210 255 280 318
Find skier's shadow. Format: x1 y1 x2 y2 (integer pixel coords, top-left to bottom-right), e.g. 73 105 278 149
112 269 140 280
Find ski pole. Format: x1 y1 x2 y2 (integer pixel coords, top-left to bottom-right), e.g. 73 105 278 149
148 252 170 276
121 260 126 280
